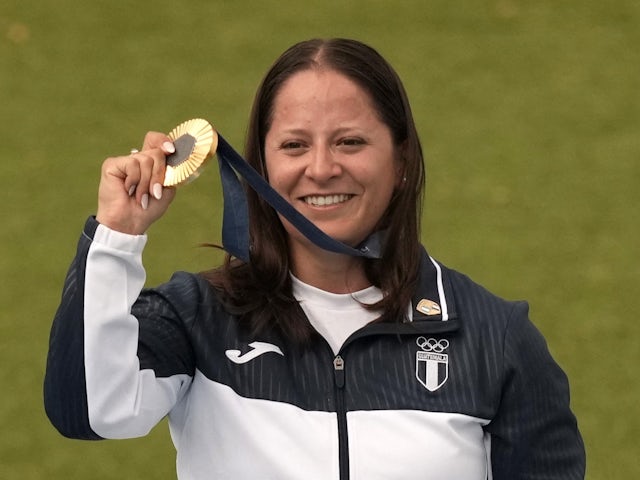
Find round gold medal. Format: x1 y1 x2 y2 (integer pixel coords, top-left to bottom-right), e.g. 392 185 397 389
164 118 218 186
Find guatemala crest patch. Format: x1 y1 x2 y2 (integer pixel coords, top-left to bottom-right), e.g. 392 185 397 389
415 337 449 392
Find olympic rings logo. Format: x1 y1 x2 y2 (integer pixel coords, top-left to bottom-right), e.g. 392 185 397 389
416 337 449 353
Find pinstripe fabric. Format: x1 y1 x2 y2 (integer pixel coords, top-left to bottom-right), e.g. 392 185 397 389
44 220 101 440
44 216 585 479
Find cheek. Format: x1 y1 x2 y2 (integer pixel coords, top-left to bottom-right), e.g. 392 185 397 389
365 160 401 219
371 159 400 199
264 154 282 187
372 185 396 217
265 156 298 196
360 175 396 223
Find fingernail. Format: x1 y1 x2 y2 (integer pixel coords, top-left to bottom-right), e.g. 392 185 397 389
152 183 163 200
163 141 176 154
128 184 137 196
141 193 149 210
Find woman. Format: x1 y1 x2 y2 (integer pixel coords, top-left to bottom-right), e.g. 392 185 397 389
44 38 585 479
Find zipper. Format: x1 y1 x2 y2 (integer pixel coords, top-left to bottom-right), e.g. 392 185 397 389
327 320 459 480
333 355 349 480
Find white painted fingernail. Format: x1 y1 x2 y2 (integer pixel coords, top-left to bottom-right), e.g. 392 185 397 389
128 184 137 196
141 193 149 210
152 183 163 200
163 141 175 154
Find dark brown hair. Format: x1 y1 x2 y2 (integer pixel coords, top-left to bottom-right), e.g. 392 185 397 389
203 38 425 344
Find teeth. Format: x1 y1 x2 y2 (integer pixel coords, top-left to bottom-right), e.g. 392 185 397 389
304 194 352 206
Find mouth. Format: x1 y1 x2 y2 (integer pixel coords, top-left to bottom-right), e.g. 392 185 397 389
302 194 354 207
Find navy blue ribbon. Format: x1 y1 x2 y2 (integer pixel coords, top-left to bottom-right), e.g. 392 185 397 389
215 134 384 262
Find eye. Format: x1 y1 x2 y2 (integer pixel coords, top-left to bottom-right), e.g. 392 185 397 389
280 140 308 153
340 137 363 145
337 137 366 151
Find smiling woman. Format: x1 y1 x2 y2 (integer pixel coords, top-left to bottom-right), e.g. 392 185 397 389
264 68 402 291
214 39 428 341
44 38 585 479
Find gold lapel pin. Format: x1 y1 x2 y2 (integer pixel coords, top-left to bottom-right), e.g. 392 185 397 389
416 299 441 316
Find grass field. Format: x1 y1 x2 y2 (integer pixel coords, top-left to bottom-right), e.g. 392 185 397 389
1 1 639 478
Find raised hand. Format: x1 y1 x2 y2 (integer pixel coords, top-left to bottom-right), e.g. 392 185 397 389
96 131 178 235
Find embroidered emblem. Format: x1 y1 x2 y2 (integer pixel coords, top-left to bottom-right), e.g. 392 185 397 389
416 299 441 316
225 341 284 364
415 337 449 392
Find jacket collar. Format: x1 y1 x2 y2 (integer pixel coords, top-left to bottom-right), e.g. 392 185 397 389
411 246 458 323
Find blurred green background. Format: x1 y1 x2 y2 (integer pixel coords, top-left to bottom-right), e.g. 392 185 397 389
1 0 638 478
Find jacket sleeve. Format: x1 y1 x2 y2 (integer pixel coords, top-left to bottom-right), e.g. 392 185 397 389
487 302 586 479
44 217 194 440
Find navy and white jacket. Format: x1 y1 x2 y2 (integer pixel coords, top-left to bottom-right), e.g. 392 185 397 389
44 217 585 479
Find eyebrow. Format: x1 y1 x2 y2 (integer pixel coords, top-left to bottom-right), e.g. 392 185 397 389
272 125 367 138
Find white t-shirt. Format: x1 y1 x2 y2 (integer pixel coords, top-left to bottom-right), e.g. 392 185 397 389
291 275 383 355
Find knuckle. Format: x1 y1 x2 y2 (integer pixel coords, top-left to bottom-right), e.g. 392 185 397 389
138 154 155 168
152 158 167 173
102 156 117 168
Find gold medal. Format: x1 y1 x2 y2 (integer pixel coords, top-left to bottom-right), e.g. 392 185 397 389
164 118 218 186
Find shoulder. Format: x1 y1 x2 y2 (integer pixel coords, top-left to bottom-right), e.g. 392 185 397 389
438 262 556 367
137 271 222 326
432 260 532 340
154 271 215 301
446 265 527 315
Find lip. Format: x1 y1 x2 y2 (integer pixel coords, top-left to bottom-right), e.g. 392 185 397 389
301 194 354 207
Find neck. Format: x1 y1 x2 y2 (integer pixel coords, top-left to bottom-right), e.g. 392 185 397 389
288 242 371 294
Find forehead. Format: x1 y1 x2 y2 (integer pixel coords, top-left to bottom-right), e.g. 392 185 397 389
278 67 364 93
270 68 378 122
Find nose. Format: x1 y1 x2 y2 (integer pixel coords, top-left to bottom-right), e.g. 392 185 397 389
305 145 342 182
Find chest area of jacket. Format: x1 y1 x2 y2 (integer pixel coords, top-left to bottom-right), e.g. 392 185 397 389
189 324 498 419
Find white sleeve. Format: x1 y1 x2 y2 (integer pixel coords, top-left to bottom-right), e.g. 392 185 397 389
84 224 191 439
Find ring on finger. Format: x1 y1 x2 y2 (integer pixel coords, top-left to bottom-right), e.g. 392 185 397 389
130 148 139 154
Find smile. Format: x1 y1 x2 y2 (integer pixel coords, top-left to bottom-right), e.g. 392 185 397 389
303 194 353 207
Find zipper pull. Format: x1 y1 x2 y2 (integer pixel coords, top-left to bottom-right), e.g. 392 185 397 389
333 355 345 388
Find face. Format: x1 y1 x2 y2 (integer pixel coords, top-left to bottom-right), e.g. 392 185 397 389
264 68 402 254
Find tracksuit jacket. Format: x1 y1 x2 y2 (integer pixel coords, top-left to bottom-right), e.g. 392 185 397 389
44 217 586 479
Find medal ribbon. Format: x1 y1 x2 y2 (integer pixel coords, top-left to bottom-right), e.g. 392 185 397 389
215 134 384 262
